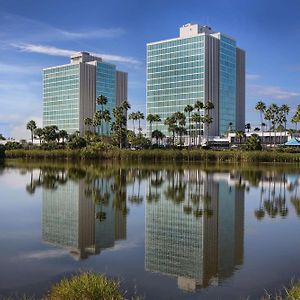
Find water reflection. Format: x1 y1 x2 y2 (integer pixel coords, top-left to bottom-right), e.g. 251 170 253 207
25 167 128 260
145 170 244 292
14 162 300 296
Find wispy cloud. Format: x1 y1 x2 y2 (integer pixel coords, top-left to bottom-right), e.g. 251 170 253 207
246 73 261 80
248 84 300 100
12 43 141 65
0 13 124 42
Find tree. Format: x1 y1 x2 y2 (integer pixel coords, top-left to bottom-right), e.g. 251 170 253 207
136 111 144 137
291 105 300 133
184 104 194 147
84 117 93 133
269 104 279 146
204 101 214 141
59 130 68 145
245 134 262 151
43 126 58 143
102 110 111 135
164 116 176 145
34 128 44 145
147 114 161 145
245 123 251 132
111 102 129 148
26 120 37 143
96 95 108 135
281 104 290 135
191 113 202 146
0 134 5 140
203 114 212 143
152 130 165 145
255 100 266 134
236 130 245 145
129 112 137 134
194 101 204 145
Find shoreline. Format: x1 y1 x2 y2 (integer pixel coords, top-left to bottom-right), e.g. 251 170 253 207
4 148 300 163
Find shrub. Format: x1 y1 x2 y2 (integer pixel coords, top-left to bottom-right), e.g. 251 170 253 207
5 141 23 150
68 136 87 149
46 272 124 300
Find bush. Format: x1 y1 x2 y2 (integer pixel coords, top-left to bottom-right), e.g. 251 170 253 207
0 144 5 158
68 136 87 149
40 142 64 151
5 141 23 150
46 272 124 300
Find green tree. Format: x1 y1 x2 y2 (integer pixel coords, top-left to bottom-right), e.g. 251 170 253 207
96 95 108 135
203 114 213 144
43 126 58 143
128 112 137 134
204 101 214 142
245 123 251 132
136 111 144 137
291 105 300 133
102 110 111 135
147 113 161 145
59 130 68 145
26 120 37 143
255 100 266 133
236 130 245 145
84 117 93 133
34 128 44 145
164 116 176 145
152 129 165 145
245 134 262 151
184 104 194 147
191 113 202 146
0 134 5 140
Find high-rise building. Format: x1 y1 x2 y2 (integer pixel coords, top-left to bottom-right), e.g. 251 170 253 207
43 52 128 135
146 23 245 138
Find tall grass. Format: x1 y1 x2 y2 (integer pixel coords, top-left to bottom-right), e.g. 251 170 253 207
5 147 300 163
45 272 123 300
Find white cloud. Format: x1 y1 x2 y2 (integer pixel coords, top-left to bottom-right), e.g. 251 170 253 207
248 84 300 100
246 73 261 80
19 249 68 260
12 43 141 66
0 62 41 74
10 116 42 141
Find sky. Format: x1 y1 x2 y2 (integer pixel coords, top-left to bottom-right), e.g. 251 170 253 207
0 0 299 139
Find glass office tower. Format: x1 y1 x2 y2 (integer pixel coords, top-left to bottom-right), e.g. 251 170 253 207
146 24 245 138
43 52 128 135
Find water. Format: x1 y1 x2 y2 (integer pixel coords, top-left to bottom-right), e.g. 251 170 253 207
0 160 300 299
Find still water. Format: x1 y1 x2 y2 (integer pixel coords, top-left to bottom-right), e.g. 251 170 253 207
0 161 300 299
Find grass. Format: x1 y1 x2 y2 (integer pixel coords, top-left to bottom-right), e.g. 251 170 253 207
45 272 124 300
4 147 300 163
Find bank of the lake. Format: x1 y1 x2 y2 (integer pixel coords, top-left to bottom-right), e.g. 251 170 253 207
4 147 300 163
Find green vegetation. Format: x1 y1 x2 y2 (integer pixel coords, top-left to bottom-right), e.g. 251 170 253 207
45 272 123 300
5 147 300 163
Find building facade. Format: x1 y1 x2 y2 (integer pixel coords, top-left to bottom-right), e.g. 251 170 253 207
43 52 128 135
146 23 245 138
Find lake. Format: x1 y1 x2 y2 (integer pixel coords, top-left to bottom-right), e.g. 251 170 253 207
0 160 300 299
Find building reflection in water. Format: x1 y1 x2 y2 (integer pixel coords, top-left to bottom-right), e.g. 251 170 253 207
145 170 245 292
42 171 127 260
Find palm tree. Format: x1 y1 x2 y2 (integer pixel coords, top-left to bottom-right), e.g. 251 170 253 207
136 111 144 137
34 128 44 145
129 112 137 134
291 105 300 134
184 104 194 147
191 113 202 146
281 104 290 137
59 130 68 145
26 120 37 143
164 116 176 145
96 95 108 135
245 123 251 132
269 104 279 146
84 117 93 132
236 130 245 145
204 101 214 141
203 114 212 144
102 110 111 135
152 129 165 145
255 101 266 142
147 113 161 145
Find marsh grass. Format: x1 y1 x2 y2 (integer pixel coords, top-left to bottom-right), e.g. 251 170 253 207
5 147 300 163
45 272 123 300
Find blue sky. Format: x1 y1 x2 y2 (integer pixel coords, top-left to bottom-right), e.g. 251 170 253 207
0 0 299 139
